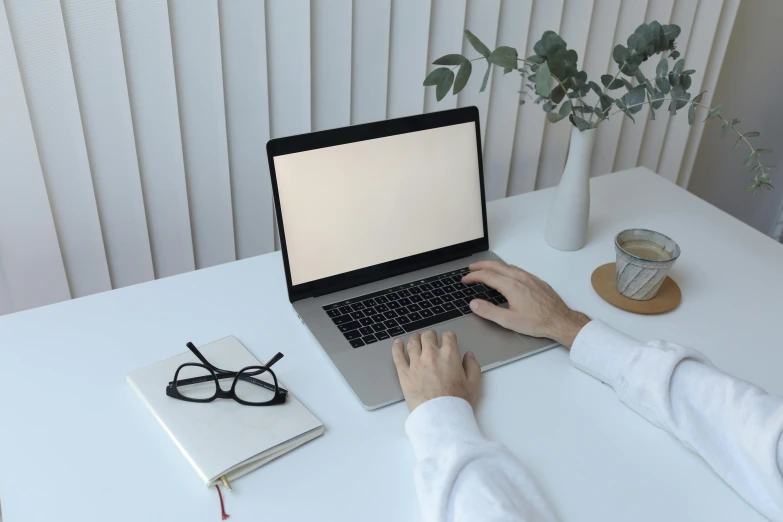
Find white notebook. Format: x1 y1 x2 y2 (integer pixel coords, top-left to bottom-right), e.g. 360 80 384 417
127 336 324 487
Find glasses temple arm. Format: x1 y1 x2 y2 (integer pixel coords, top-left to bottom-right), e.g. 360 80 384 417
186 342 233 373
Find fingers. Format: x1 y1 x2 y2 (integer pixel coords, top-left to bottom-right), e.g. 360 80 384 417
407 334 422 362
440 331 459 358
461 269 516 294
462 351 481 388
391 339 409 374
469 298 514 329
468 260 536 282
420 330 438 359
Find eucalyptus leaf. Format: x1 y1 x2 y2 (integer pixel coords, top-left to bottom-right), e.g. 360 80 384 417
453 61 472 94
479 63 491 92
542 101 556 112
624 86 646 114
649 93 656 120
547 100 571 123
673 58 685 75
547 59 566 80
743 152 756 167
535 61 553 97
487 46 518 69
733 136 743 151
600 94 614 112
656 77 671 94
465 30 490 57
688 103 695 125
436 70 455 101
708 104 724 119
663 24 681 41
670 50 681 60
550 84 566 104
573 115 592 131
681 74 692 90
656 56 668 77
433 54 468 66
692 92 704 104
756 149 772 154
589 81 603 97
721 121 731 138
547 111 567 123
634 69 646 84
612 44 629 65
651 90 665 109
744 131 760 138
682 69 696 75
423 67 451 86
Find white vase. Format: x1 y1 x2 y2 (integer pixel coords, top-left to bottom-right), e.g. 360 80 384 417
545 125 597 251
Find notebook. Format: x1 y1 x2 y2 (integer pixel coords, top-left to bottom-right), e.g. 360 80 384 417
127 336 324 487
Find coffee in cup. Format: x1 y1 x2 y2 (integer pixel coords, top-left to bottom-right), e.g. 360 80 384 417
614 229 680 300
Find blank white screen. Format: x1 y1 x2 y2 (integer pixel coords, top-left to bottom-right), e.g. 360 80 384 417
274 122 484 285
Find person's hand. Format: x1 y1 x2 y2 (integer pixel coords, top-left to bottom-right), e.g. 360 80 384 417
391 330 481 412
462 260 590 348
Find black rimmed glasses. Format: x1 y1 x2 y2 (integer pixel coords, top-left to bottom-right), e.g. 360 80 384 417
166 342 288 406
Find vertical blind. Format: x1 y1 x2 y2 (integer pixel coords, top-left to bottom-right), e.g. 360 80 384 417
0 0 740 315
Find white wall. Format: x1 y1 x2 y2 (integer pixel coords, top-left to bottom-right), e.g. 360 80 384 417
689 0 783 240
0 0 740 315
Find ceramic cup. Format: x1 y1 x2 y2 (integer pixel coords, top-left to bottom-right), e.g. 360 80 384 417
614 229 681 300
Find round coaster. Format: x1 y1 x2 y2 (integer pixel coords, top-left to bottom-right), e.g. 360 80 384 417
591 263 681 315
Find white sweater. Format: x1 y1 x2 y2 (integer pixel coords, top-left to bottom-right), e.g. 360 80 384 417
405 320 783 522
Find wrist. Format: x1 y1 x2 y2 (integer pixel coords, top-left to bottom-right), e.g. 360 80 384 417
549 310 590 349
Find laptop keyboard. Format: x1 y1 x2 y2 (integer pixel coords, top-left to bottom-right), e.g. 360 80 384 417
323 267 507 348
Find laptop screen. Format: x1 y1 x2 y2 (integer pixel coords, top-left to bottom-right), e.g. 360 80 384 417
273 122 484 286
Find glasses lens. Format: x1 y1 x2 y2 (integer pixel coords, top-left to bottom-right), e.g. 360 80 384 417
234 367 277 404
175 365 217 400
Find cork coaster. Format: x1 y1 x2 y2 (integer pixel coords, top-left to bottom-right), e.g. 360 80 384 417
591 263 681 314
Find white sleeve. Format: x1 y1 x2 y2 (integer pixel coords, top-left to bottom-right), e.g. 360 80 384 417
570 320 783 522
405 396 558 522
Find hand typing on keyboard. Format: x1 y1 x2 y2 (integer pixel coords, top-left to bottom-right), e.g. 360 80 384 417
462 261 590 349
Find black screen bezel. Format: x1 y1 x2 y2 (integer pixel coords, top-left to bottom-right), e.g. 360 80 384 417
266 106 489 303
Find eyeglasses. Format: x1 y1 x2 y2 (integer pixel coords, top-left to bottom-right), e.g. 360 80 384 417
166 342 288 406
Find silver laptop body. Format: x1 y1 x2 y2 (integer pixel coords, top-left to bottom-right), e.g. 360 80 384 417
267 107 556 409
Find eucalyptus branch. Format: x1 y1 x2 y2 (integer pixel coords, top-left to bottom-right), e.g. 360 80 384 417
424 23 774 192
600 99 771 191
714 113 769 189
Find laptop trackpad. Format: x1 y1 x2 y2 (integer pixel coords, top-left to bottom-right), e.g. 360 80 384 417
329 313 553 409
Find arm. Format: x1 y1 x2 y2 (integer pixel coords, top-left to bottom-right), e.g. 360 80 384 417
393 331 558 522
570 320 783 522
463 260 783 521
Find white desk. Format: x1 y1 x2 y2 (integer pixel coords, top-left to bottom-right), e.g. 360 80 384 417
1 168 781 522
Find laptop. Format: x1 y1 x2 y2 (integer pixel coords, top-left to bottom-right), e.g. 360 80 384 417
266 107 557 409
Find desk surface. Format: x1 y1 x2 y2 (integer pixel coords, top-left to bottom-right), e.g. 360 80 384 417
2 168 781 522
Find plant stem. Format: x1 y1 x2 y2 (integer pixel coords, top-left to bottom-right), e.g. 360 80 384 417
448 56 486 72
